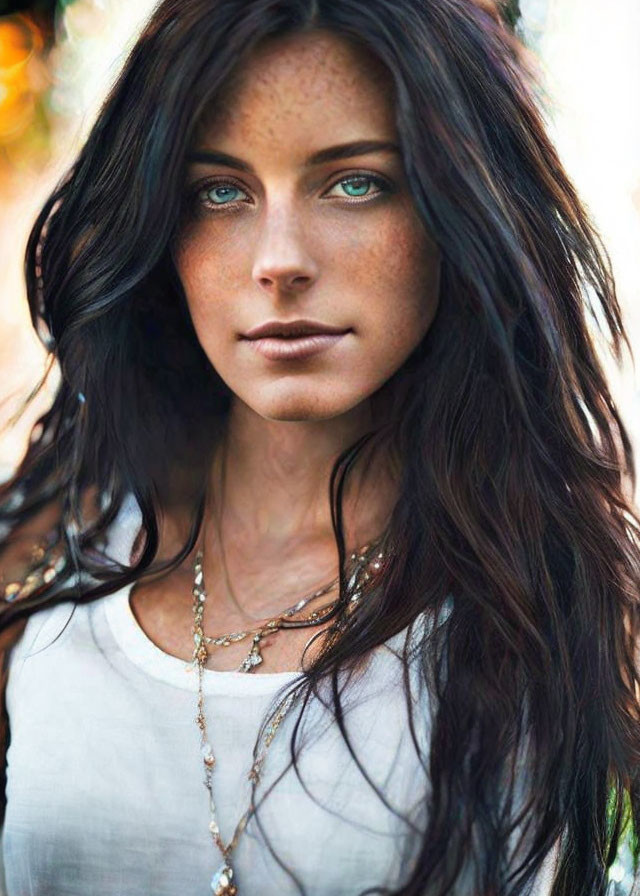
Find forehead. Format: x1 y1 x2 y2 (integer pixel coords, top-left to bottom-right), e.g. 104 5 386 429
194 30 397 149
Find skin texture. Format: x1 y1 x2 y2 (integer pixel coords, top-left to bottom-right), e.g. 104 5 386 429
131 30 441 671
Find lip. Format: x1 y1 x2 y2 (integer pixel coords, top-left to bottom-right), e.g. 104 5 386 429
242 318 350 340
244 332 350 361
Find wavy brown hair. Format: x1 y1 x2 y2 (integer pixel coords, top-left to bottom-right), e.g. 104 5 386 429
1 0 639 892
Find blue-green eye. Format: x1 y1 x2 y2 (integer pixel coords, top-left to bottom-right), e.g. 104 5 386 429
342 180 370 197
327 174 390 200
198 183 249 207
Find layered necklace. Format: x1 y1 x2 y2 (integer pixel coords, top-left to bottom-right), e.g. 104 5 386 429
191 532 388 895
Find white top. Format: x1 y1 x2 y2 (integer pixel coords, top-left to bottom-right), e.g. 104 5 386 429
1 495 559 894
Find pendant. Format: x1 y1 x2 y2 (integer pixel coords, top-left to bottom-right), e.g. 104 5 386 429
238 650 263 673
238 633 263 673
211 861 237 895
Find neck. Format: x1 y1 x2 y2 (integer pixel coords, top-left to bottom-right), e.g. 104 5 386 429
195 392 399 624
209 387 401 539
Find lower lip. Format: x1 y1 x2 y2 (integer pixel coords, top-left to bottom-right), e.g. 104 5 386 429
243 332 350 361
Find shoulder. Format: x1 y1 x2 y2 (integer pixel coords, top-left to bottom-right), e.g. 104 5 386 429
3 492 142 683
101 492 143 565
346 596 454 730
379 594 454 664
5 599 77 677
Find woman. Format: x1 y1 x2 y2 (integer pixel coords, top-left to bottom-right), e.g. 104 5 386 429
0 0 639 893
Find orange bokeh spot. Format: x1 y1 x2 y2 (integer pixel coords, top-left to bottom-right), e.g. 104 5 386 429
0 17 37 72
0 16 45 142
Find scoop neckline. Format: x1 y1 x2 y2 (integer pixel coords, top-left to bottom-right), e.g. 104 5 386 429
103 582 303 696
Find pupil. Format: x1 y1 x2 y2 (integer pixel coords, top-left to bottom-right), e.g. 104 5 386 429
212 187 236 203
346 179 369 196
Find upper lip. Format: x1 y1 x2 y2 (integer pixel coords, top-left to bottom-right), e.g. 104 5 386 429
242 319 350 340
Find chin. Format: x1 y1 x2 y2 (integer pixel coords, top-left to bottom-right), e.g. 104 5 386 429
247 385 366 423
259 401 349 423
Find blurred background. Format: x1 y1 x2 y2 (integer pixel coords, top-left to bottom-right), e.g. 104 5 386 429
0 0 639 492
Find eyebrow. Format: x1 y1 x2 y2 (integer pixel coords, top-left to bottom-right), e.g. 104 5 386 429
185 140 401 173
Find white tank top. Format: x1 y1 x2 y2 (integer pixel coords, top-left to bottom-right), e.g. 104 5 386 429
0 495 558 894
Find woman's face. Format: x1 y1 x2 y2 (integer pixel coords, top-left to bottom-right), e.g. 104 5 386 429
174 30 441 422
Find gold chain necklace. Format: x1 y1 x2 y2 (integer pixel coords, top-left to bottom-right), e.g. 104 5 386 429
192 537 388 895
196 535 386 673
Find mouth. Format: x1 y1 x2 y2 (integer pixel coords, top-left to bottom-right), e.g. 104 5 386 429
243 331 351 361
241 318 351 340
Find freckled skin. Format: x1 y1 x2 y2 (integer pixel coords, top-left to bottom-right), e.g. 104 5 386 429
174 29 441 424
131 30 444 664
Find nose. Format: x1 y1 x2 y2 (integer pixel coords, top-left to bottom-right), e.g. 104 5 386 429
251 204 319 296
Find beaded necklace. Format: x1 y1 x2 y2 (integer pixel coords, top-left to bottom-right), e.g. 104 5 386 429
191 536 387 895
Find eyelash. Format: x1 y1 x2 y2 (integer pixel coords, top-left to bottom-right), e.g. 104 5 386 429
187 171 393 214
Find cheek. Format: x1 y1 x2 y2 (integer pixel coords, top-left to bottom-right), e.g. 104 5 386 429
173 232 238 337
355 215 441 349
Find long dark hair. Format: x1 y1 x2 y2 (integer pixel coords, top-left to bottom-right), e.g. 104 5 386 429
1 0 639 893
